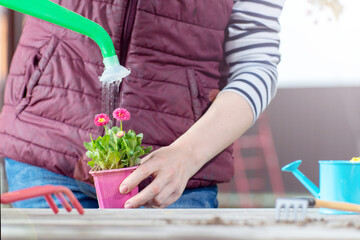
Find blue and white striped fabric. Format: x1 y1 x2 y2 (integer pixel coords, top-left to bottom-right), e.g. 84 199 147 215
223 0 285 122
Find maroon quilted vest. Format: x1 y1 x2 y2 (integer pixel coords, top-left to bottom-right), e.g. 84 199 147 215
0 0 234 188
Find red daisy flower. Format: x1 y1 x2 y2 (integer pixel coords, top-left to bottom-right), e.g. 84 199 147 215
116 131 125 138
113 108 131 121
94 113 110 127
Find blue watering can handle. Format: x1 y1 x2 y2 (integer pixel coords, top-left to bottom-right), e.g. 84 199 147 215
282 160 320 198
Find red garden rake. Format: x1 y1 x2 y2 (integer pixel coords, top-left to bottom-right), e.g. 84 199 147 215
1 185 84 215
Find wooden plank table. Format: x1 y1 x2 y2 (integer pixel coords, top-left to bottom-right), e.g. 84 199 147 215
1 208 360 240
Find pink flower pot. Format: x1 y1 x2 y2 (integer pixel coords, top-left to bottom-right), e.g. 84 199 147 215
89 166 138 208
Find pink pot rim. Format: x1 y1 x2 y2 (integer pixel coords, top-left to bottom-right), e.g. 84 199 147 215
89 166 138 176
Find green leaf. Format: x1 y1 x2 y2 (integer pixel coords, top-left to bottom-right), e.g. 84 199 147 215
108 127 116 137
125 131 135 147
120 158 129 168
119 138 127 150
111 126 120 133
129 156 136 167
134 158 141 165
96 151 104 163
123 138 131 151
108 151 120 167
87 160 95 168
85 128 153 170
114 151 123 169
127 130 136 138
84 141 94 151
90 133 96 148
111 137 118 151
94 136 105 152
101 135 110 147
136 133 143 145
126 131 137 150
138 148 145 156
134 145 142 153
144 146 153 154
86 151 94 159
109 143 117 152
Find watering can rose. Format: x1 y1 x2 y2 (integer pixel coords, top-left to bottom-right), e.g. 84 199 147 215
84 108 152 171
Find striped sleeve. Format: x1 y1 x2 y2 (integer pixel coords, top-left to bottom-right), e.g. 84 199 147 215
222 0 285 122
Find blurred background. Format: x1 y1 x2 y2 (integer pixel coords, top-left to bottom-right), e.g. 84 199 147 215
0 0 359 208
218 0 360 207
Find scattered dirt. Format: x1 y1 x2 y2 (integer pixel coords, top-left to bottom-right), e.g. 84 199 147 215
163 216 359 229
242 219 266 227
163 217 266 227
292 218 328 226
201 216 231 225
277 217 360 229
163 216 236 226
325 220 360 229
165 219 173 224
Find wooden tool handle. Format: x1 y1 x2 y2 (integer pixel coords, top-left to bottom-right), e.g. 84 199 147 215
315 199 360 213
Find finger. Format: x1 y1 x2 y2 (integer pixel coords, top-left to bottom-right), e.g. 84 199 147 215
144 168 185 208
124 178 166 208
140 152 153 164
119 162 154 194
142 168 179 208
159 191 183 208
158 181 186 208
144 183 175 208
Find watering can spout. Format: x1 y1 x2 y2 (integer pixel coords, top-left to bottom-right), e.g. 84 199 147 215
282 160 320 198
0 0 130 82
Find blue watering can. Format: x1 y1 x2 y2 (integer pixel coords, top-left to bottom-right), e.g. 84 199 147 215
282 160 360 214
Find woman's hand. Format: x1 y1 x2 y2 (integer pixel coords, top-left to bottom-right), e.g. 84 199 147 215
119 145 199 208
119 91 253 208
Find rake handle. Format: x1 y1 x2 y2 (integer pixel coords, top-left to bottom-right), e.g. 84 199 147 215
314 199 360 213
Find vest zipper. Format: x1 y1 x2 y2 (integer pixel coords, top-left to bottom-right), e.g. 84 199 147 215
120 0 138 66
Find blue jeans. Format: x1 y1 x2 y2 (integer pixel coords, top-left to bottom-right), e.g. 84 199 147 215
4 158 218 208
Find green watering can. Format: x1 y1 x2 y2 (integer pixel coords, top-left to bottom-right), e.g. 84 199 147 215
0 0 130 83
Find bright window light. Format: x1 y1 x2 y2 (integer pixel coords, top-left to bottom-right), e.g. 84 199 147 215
278 0 360 88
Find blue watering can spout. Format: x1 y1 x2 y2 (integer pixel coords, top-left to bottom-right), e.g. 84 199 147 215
282 160 320 198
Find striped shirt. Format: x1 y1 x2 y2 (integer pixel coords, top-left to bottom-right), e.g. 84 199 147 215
223 0 285 122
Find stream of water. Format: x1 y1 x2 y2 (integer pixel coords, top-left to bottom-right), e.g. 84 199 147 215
101 80 121 127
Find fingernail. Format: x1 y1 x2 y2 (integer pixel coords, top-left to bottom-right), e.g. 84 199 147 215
125 202 134 209
120 185 128 194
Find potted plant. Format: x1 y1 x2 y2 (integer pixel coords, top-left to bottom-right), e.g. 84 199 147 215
84 108 152 208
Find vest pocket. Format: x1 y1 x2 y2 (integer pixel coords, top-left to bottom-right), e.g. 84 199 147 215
15 37 59 115
186 68 207 121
